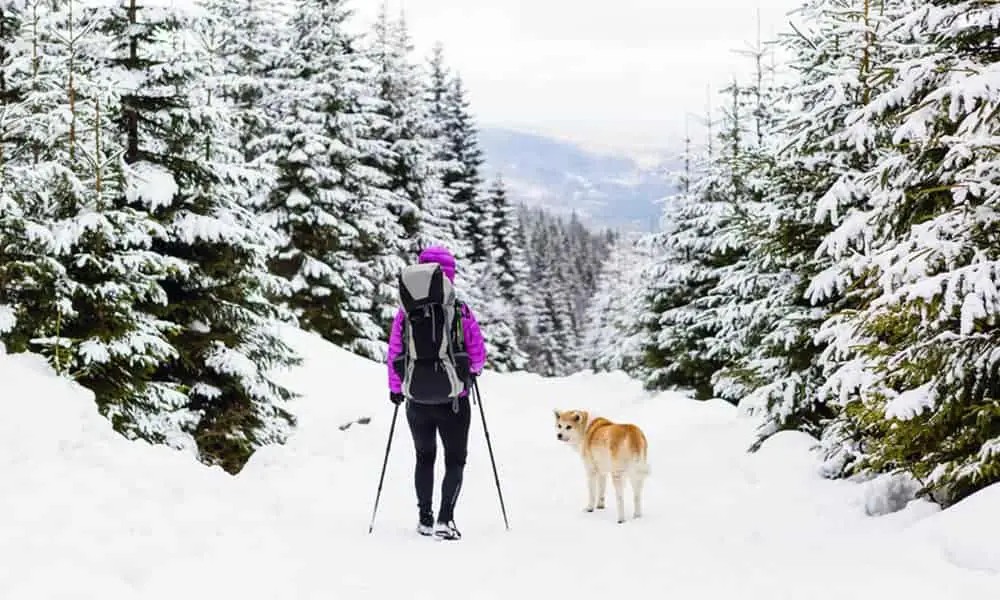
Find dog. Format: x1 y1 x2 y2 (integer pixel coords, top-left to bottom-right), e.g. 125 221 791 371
554 409 649 523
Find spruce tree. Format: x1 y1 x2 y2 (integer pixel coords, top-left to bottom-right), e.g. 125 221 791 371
583 231 653 374
442 74 490 264
810 0 1000 503
422 43 467 258
717 0 903 450
199 0 290 204
363 4 439 345
779 0 919 474
40 0 182 427
367 4 424 251
488 173 532 311
475 173 528 371
642 137 733 399
260 0 391 360
0 0 63 353
699 51 793 407
99 0 297 471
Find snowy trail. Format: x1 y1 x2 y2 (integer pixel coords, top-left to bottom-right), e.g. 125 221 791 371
2 326 998 599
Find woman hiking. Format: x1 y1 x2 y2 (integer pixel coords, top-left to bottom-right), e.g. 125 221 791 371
386 245 487 540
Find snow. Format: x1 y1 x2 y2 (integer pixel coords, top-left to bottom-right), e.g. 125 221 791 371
0 305 15 334
907 483 1000 574
884 382 936 420
126 162 179 210
1 325 999 598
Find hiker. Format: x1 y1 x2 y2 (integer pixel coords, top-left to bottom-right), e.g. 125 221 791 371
386 245 487 540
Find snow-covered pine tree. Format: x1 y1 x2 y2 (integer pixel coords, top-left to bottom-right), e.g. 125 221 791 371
688 78 774 405
488 174 532 314
198 0 290 206
0 0 201 450
563 212 600 334
642 88 748 400
475 172 528 371
774 0 920 474
531 215 578 375
422 43 468 259
31 0 184 424
641 181 721 396
582 230 654 374
362 3 447 349
260 0 394 361
0 0 65 352
719 0 907 450
425 61 521 365
442 73 491 265
690 31 814 411
639 122 697 391
366 4 427 253
468 257 525 372
513 203 546 362
809 0 1000 504
513 203 613 376
99 0 298 472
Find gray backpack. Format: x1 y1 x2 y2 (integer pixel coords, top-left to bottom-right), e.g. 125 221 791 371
392 263 472 406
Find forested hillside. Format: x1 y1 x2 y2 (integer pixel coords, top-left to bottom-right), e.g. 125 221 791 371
0 0 610 472
583 0 1000 509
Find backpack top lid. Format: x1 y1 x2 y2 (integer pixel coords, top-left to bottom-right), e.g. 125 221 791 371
399 262 454 311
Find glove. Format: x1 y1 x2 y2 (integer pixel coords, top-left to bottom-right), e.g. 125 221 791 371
390 392 404 405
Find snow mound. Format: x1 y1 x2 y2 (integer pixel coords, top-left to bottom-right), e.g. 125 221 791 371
0 347 243 597
752 429 821 478
238 325 382 480
861 471 923 517
907 482 1000 574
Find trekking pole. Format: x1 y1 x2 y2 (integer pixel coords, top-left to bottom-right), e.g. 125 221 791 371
474 379 510 531
368 403 400 534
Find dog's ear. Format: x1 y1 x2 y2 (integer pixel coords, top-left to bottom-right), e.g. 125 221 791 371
573 413 582 422
553 409 561 419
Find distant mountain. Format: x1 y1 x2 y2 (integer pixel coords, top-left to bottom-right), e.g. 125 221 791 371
478 128 680 232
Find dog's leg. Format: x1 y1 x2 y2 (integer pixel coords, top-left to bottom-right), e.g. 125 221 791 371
584 468 597 512
630 471 646 519
596 473 607 510
611 471 626 523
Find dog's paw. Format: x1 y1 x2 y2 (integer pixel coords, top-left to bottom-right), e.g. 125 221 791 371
584 506 595 513
617 518 625 524
596 502 606 510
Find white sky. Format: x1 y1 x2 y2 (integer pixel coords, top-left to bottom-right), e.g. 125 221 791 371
351 0 804 158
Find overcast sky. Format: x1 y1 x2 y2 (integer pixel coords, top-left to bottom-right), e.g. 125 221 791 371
352 0 803 158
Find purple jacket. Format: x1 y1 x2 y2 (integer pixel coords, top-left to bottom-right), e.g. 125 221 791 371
387 246 487 396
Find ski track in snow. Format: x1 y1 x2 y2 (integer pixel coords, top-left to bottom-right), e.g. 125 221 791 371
1 325 998 599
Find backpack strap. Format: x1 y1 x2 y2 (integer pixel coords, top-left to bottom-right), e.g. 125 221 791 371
452 300 467 349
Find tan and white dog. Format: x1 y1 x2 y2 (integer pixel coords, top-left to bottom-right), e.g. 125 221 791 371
554 409 649 523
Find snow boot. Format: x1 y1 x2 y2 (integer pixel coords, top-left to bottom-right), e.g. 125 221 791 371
434 520 461 541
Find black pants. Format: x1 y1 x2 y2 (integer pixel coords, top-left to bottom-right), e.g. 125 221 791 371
406 395 471 523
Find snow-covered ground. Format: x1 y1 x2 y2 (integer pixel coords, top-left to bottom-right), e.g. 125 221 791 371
2 326 998 599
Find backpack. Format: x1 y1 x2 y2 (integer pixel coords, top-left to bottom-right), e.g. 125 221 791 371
392 262 472 405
